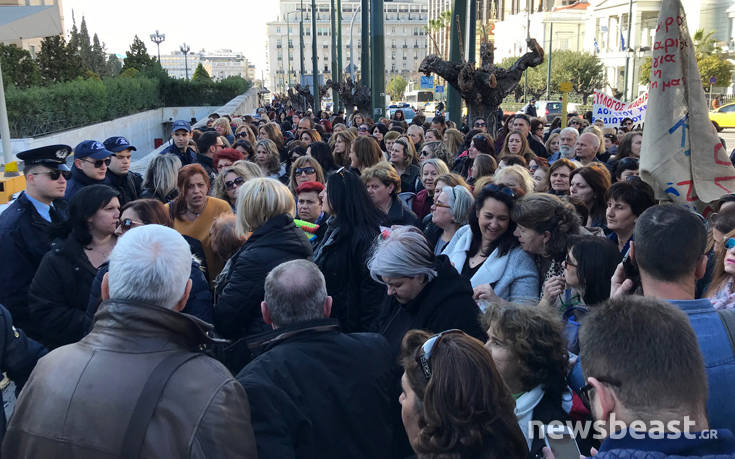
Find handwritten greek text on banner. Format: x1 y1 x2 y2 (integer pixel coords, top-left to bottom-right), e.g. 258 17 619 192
592 91 648 128
639 0 735 210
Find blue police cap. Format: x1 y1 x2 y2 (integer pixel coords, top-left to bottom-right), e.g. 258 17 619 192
103 136 137 153
172 120 192 133
16 144 72 171
74 140 113 160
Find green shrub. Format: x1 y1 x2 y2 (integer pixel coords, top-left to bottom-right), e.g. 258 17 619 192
7 74 251 137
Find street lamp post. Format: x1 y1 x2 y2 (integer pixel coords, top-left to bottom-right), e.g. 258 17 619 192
149 30 165 63
180 43 190 80
348 4 361 82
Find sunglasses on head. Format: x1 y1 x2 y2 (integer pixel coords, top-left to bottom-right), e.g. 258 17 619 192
225 176 245 190
117 218 144 232
416 329 464 381
483 183 516 198
83 158 111 168
31 170 72 180
295 167 316 176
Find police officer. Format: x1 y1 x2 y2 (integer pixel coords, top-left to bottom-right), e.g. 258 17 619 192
160 120 197 166
103 136 142 206
0 145 71 333
65 140 113 200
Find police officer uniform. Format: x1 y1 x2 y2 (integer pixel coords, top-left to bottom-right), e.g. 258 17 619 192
65 140 113 201
160 120 197 166
103 136 143 206
0 145 71 333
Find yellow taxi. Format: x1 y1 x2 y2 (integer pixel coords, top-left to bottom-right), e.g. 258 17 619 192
710 102 735 131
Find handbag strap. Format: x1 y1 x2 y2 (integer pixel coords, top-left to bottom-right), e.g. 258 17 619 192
120 352 202 459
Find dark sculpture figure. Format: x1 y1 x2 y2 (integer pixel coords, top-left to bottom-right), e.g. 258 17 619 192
419 37 545 135
326 75 371 117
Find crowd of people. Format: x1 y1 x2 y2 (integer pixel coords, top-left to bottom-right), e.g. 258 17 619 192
0 99 734 459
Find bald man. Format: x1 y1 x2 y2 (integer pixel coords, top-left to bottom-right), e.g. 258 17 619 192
575 132 601 166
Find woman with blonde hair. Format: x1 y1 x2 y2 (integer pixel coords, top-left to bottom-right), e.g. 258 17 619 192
390 136 420 193
406 125 425 152
413 158 451 220
254 139 285 182
214 178 312 345
258 122 285 154
443 127 464 157
418 141 452 167
545 132 560 158
329 130 354 167
235 124 257 146
288 156 325 193
212 162 263 210
214 118 234 144
494 165 535 197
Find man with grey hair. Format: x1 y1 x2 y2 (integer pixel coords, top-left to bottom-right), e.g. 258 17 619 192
3 225 257 458
237 259 394 459
575 132 602 166
548 126 579 163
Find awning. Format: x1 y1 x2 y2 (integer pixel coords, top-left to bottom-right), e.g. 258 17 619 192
0 5 62 42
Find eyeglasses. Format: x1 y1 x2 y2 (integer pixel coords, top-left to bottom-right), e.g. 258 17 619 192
30 170 72 181
564 256 577 268
725 237 735 250
117 218 144 233
358 126 369 132
83 158 111 168
416 329 464 381
294 167 316 176
483 183 515 198
474 122 486 127
225 176 245 190
579 376 622 409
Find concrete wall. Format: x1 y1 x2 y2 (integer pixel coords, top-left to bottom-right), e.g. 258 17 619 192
3 106 218 163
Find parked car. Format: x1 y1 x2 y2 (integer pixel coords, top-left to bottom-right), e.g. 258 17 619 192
710 103 735 132
519 100 563 124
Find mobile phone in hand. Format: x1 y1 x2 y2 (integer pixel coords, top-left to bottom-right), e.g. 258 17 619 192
544 424 581 459
622 247 641 292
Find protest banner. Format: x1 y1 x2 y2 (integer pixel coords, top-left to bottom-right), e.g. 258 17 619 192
639 0 735 212
592 90 648 128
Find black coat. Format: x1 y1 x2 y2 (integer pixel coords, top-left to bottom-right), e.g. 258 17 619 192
28 237 96 349
400 164 421 194
237 319 394 459
214 214 313 340
313 219 385 333
106 170 143 206
0 192 68 333
385 196 420 227
375 254 487 358
0 304 47 442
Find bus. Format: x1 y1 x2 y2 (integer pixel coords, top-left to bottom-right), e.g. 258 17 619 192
404 90 434 110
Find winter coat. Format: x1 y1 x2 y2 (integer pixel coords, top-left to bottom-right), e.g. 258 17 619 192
214 214 313 340
237 319 394 459
106 170 143 206
64 165 110 201
384 196 420 227
140 187 178 203
443 225 540 305
27 236 96 349
0 192 68 333
375 254 487 358
86 260 213 325
400 164 421 194
593 429 735 459
0 304 47 443
2 299 258 459
313 218 385 333
161 143 197 166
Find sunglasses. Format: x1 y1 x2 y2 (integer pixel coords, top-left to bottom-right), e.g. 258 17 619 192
236 132 249 138
358 127 369 132
579 376 622 409
483 183 515 198
30 170 72 180
474 122 486 127
725 237 735 250
420 150 431 157
416 329 464 381
295 167 316 176
225 176 245 190
117 218 144 232
83 158 112 168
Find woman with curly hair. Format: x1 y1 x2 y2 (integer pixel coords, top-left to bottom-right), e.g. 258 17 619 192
570 164 611 231
399 329 527 459
254 139 286 182
481 303 574 457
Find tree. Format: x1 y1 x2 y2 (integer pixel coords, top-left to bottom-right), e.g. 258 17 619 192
558 51 605 104
0 44 40 88
386 75 408 101
37 35 84 84
106 54 122 77
192 63 211 81
78 16 93 71
90 33 107 76
122 35 154 73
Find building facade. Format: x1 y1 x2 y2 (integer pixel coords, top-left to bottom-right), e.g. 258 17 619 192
266 0 429 94
159 49 254 81
0 0 64 57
